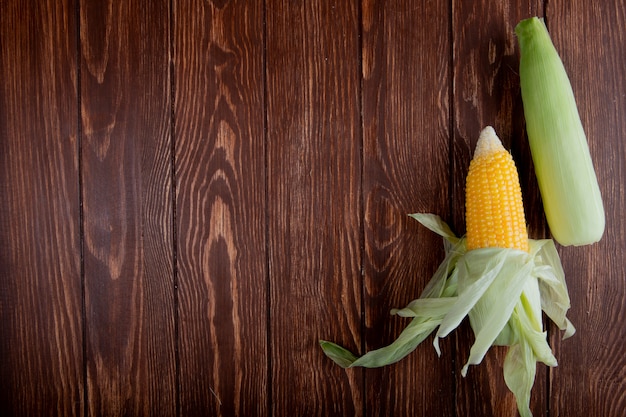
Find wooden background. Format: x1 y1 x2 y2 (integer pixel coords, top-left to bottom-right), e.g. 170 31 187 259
1 0 624 416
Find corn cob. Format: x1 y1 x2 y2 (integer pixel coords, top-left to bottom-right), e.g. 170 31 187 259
465 126 529 252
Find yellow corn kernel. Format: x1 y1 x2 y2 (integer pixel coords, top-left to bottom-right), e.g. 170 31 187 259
465 127 529 252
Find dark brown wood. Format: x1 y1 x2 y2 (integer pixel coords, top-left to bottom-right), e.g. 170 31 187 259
265 1 364 415
0 1 84 416
80 0 176 415
174 0 268 416
452 0 547 234
361 1 455 416
1 1 626 416
451 2 546 416
547 1 626 416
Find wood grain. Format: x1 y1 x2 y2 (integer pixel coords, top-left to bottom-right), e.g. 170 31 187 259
0 0 83 415
174 0 267 415
452 0 545 233
361 1 454 416
80 0 176 415
265 1 364 415
547 1 626 415
1 1 626 416
451 2 547 416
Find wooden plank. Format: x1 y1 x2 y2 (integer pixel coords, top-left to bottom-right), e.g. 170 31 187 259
174 0 267 415
360 1 454 416
452 1 546 231
546 2 626 416
80 0 176 415
0 1 83 416
265 1 363 415
451 2 546 416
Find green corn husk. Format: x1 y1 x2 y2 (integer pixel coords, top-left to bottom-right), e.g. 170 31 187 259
320 214 574 417
515 17 604 246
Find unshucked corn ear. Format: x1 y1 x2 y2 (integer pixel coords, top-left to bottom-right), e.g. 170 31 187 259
515 17 605 246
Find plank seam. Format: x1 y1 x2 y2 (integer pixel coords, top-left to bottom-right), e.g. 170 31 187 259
448 1 458 416
75 0 88 415
262 1 273 415
357 0 367 415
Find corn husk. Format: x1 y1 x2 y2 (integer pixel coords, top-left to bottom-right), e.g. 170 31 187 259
320 214 574 417
516 17 605 246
